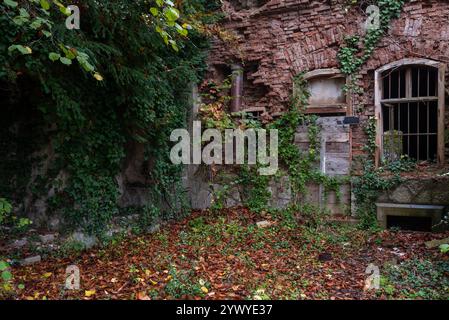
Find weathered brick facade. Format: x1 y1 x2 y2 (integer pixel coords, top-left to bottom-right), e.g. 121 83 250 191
208 0 449 163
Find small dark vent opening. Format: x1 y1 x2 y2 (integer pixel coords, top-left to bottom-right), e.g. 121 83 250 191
386 215 432 232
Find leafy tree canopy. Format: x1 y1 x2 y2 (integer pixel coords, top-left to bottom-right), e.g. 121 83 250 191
0 0 222 235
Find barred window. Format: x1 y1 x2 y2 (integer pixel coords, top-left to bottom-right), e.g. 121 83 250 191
375 60 445 165
381 66 438 162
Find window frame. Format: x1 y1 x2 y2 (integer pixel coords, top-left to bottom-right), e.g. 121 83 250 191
374 59 446 167
302 68 349 115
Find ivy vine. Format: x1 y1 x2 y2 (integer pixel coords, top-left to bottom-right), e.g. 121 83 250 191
338 0 410 228
204 74 347 215
338 0 405 92
0 0 223 236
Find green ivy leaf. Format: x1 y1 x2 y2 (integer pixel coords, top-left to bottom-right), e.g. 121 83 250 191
1 270 12 281
164 7 180 22
150 7 159 16
3 0 18 8
59 6 71 16
19 45 32 55
8 45 32 55
0 261 8 272
169 40 179 52
39 0 50 11
19 8 30 18
60 57 72 65
175 23 188 37
76 56 95 72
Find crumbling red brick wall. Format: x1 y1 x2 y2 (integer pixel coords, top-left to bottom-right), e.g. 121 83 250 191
208 0 449 164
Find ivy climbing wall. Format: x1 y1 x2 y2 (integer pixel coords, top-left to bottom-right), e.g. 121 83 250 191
296 116 352 216
201 0 449 220
208 0 449 163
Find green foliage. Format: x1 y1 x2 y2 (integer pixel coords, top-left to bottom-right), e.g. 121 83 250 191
0 198 12 225
238 74 346 214
0 260 12 282
199 77 235 129
198 73 347 219
352 160 401 229
0 0 221 236
164 265 207 298
296 203 327 229
149 0 192 52
1 0 104 79
238 165 271 213
384 155 416 172
338 1 407 228
363 116 377 155
1 0 191 79
353 117 415 229
139 204 161 229
380 259 449 299
338 0 405 91
0 259 16 298
338 35 363 76
271 74 346 199
57 239 86 257
0 198 32 234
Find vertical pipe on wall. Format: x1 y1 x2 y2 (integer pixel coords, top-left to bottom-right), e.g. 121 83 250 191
230 64 243 113
437 63 446 165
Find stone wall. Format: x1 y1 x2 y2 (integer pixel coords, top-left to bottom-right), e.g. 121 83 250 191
377 176 449 206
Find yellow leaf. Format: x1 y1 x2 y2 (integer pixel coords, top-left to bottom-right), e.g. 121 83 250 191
42 272 52 278
201 286 209 294
93 73 103 81
149 279 157 286
85 290 96 297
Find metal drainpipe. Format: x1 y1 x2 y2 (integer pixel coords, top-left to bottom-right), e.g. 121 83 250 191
230 64 243 113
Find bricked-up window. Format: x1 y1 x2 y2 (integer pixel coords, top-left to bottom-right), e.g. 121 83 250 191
303 69 347 115
375 59 446 167
381 65 439 162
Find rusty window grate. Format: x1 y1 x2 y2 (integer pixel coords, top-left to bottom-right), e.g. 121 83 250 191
381 66 439 162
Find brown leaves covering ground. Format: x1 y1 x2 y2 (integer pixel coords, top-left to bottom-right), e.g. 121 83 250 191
6 208 449 300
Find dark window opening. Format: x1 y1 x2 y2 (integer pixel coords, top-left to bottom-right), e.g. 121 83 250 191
381 65 438 163
387 215 432 232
